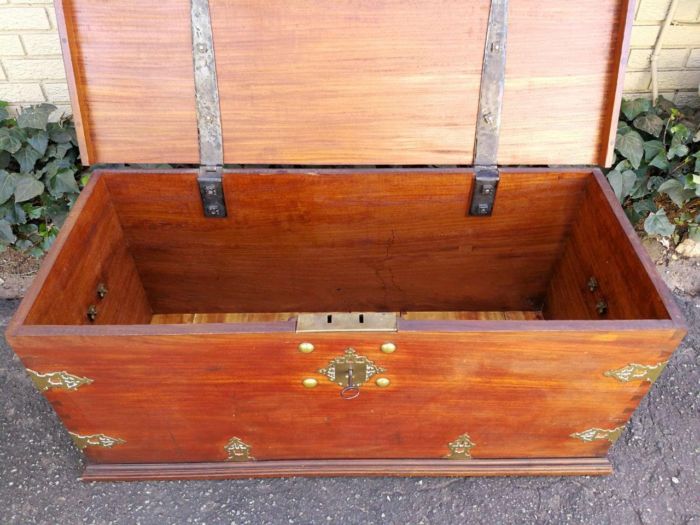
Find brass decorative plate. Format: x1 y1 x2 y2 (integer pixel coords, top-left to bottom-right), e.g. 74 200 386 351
446 433 476 459
604 362 667 383
27 369 93 392
69 432 125 450
225 437 254 462
318 348 385 387
570 426 624 444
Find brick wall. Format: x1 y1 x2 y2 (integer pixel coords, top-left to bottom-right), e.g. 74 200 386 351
0 0 699 114
0 0 70 117
624 0 700 106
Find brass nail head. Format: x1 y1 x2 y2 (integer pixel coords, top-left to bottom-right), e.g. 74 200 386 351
97 283 108 299
375 377 390 388
298 342 315 353
302 378 318 388
380 342 397 354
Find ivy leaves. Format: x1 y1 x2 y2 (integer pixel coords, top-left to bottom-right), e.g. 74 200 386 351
609 96 700 242
0 101 82 256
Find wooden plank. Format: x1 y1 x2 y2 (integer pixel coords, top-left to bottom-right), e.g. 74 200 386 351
543 169 683 323
16 175 152 326
8 327 681 464
58 0 199 163
54 0 94 164
58 0 630 165
102 168 588 314
82 458 613 480
603 0 637 167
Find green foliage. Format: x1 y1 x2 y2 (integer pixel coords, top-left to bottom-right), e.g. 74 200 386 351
609 96 700 243
0 101 84 257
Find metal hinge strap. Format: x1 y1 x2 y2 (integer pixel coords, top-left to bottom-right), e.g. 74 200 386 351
191 0 227 217
470 0 508 216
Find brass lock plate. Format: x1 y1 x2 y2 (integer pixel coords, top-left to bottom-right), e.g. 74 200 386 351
318 348 385 387
296 312 397 332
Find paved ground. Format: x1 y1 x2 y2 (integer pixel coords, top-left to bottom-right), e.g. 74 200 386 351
1 296 698 525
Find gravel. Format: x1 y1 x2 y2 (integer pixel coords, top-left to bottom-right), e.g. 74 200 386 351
1 296 698 525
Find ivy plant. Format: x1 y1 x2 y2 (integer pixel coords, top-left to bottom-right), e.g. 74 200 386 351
609 96 700 244
0 101 85 256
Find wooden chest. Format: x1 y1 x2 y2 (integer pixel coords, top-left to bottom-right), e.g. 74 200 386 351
6 0 687 480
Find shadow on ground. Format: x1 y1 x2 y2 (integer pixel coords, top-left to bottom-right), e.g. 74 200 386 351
1 296 698 525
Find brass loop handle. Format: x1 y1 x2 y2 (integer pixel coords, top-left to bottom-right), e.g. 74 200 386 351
340 366 360 399
340 385 360 400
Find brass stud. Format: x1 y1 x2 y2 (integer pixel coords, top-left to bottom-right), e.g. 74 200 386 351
375 377 390 388
380 342 397 354
302 378 318 388
298 342 315 353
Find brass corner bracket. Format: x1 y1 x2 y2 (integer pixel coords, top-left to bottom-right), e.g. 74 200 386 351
446 433 476 459
69 432 125 450
604 362 667 383
27 369 93 392
570 426 624 444
225 437 254 462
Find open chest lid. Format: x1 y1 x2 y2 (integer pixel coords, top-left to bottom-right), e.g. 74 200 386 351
57 0 633 169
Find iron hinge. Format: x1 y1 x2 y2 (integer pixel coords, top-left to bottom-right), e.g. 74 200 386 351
469 0 508 216
198 165 227 218
470 166 500 216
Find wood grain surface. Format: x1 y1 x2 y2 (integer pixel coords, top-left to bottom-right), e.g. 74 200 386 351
9 328 682 464
20 177 151 326
55 0 199 163
56 0 630 166
82 458 614 481
102 169 587 314
544 170 680 321
150 311 544 324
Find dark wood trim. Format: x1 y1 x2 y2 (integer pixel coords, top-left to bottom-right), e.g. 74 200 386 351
601 0 636 167
82 458 613 481
53 0 94 164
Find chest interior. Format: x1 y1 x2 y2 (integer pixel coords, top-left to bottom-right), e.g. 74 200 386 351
21 167 672 328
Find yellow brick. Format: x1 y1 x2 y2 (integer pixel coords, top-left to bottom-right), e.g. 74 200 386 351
0 82 45 103
624 71 652 91
628 48 690 70
637 0 672 21
42 82 69 103
657 69 700 89
630 25 660 47
0 7 49 30
3 58 65 81
0 35 24 55
21 33 61 55
664 25 700 46
687 48 700 68
637 0 699 21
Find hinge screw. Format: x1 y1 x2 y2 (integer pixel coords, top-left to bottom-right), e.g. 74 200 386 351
482 112 495 126
587 277 598 292
596 300 608 315
87 305 98 322
207 205 222 216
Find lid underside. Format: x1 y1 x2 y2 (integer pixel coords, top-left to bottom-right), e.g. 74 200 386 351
58 0 631 167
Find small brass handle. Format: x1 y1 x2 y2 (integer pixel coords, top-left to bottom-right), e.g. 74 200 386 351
340 367 360 400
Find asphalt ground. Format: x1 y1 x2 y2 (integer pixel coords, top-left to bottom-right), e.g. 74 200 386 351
1 296 698 525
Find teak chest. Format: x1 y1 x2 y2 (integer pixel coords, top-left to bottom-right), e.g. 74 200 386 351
6 0 687 480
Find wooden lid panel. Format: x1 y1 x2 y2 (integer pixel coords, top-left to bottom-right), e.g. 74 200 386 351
59 0 631 166
59 0 199 164
210 0 489 164
499 0 625 166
